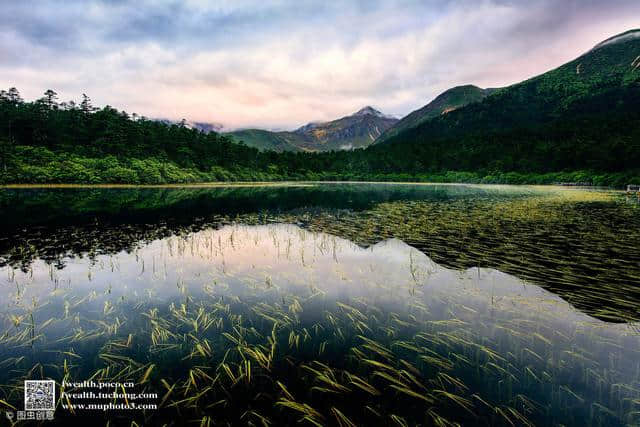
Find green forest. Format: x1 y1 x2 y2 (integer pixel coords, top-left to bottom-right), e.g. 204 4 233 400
0 83 638 187
0 85 638 187
1 32 639 187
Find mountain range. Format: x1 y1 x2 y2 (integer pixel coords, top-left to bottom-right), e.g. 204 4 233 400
224 28 640 165
226 106 398 152
365 28 640 173
1 29 639 186
155 118 223 133
225 86 499 152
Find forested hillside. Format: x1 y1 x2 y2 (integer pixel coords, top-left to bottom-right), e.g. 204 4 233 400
374 85 494 144
371 30 640 173
0 89 299 183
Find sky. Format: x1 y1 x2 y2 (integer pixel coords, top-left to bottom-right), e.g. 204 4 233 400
1 0 639 131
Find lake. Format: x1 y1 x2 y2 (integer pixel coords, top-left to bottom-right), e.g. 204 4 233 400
0 183 639 425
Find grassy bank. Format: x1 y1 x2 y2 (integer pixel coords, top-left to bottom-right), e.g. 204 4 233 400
2 146 639 187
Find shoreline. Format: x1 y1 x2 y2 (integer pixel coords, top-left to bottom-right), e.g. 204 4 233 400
0 181 621 191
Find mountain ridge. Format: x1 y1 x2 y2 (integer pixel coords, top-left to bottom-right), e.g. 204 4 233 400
369 29 640 173
2 29 640 186
591 29 640 51
374 85 496 145
226 106 398 152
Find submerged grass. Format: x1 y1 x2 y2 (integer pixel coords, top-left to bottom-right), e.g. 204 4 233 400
0 185 639 425
305 189 640 322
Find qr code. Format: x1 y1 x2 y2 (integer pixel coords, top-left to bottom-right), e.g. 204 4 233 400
24 380 56 411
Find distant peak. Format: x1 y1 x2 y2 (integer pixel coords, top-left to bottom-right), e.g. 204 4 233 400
436 85 484 97
450 84 482 91
295 121 320 133
354 106 383 117
353 106 396 119
592 29 640 50
153 118 222 133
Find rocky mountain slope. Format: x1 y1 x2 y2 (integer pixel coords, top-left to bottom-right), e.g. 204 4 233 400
226 106 398 152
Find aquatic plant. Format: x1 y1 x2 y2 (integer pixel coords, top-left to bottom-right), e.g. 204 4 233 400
1 220 638 425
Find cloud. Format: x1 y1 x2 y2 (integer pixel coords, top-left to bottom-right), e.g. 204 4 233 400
0 0 638 130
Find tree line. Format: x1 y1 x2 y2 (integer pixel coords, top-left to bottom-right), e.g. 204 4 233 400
0 85 639 186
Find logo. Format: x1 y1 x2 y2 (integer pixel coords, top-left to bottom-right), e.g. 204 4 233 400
2 381 56 422
24 380 56 411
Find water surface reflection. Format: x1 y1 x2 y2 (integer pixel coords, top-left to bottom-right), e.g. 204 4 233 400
1 224 638 425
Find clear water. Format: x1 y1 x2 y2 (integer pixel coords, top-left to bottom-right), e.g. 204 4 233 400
0 183 639 425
